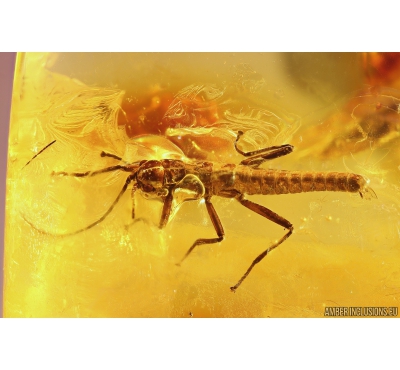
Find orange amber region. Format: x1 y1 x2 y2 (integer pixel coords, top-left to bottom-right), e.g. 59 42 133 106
119 89 175 137
118 86 232 161
363 52 400 87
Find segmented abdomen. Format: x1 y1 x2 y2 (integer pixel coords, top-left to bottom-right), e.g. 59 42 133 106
232 168 366 196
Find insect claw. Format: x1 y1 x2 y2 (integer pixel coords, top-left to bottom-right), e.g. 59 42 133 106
230 286 237 293
175 262 181 267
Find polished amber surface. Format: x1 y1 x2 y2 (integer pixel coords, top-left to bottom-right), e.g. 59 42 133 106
4 53 400 317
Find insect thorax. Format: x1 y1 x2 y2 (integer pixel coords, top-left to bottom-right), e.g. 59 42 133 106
136 159 187 198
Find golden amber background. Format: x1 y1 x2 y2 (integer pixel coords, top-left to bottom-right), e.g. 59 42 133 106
4 52 400 317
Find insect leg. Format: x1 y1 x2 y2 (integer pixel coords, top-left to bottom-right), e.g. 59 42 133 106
124 183 148 230
234 131 293 167
124 183 153 230
159 187 174 229
131 183 138 219
177 197 224 266
239 146 293 167
230 194 293 292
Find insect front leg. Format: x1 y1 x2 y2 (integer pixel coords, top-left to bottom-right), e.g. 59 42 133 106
124 183 147 230
230 193 293 292
176 196 224 266
158 174 204 229
131 184 137 219
234 131 293 167
158 187 174 229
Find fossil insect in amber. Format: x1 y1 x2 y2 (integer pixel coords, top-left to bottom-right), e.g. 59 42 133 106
23 130 376 291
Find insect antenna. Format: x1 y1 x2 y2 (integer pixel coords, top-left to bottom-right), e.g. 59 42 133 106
21 140 141 236
23 171 138 237
100 151 124 162
23 140 56 168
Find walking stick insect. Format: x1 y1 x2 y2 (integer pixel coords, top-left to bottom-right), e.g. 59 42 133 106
24 131 376 291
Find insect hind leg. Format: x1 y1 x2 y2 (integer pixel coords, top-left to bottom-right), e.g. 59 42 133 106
234 131 293 167
230 193 293 292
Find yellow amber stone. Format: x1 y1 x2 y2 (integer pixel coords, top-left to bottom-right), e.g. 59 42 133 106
4 53 400 317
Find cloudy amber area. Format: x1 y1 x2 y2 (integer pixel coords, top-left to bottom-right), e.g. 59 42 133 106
4 53 400 317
